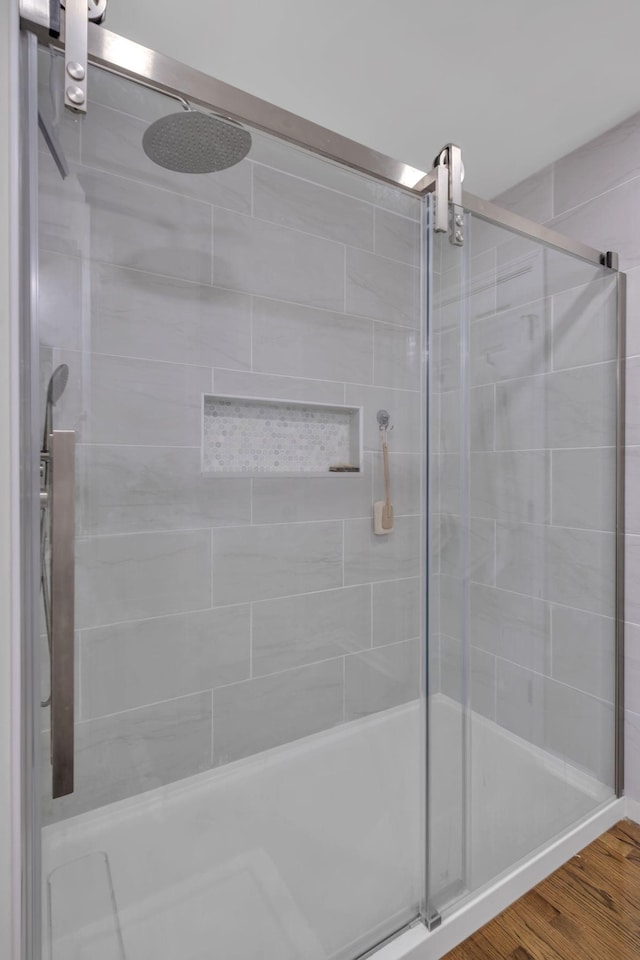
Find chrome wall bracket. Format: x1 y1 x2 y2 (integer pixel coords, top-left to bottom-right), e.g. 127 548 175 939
62 0 89 113
433 143 465 246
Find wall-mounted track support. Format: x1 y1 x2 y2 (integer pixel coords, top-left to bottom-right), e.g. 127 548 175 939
20 0 108 113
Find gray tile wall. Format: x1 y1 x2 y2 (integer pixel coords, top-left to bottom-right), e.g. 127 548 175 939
493 114 640 799
38 61 424 822
430 192 618 786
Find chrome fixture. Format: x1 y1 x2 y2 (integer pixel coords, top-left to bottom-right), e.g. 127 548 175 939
40 365 76 799
433 143 465 246
143 108 252 173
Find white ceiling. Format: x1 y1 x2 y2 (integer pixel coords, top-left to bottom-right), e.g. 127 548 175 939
108 0 640 198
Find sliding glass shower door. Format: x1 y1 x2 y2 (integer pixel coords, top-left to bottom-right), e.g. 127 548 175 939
32 46 427 960
428 202 620 916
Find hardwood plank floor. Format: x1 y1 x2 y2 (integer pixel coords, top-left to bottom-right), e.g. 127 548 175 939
443 820 640 960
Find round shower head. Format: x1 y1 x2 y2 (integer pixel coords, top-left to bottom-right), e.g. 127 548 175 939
142 110 252 174
47 363 69 406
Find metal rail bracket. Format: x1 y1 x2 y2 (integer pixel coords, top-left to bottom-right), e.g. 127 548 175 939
433 143 465 246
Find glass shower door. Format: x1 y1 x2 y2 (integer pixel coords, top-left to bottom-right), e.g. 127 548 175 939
428 202 620 917
33 48 427 960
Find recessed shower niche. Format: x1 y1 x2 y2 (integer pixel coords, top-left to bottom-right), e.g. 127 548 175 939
202 395 363 477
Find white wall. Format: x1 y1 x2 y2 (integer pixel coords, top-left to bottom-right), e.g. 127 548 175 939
0 0 18 955
494 118 640 801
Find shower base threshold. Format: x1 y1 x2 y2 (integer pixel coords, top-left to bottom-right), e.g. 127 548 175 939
375 796 625 960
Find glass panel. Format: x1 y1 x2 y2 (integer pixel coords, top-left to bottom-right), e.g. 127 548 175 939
35 49 426 960
428 206 618 917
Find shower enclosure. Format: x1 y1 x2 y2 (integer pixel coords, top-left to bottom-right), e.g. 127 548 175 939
16 7 624 960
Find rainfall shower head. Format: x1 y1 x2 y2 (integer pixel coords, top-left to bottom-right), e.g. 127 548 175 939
142 109 252 174
42 363 69 455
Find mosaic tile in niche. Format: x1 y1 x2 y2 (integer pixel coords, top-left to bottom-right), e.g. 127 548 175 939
202 397 360 474
202 396 361 475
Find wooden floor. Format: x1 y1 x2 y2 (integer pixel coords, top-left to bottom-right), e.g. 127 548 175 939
444 820 640 960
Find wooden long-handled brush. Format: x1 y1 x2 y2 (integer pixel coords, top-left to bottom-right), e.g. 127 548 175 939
374 412 394 535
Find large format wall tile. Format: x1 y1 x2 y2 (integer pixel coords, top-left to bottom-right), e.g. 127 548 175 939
551 448 616 531
626 622 640 715
56 351 211 447
214 368 344 405
552 279 618 370
346 247 419 326
81 101 252 212
496 660 614 784
213 207 344 309
345 638 420 719
626 267 640 358
471 451 550 524
252 467 372 524
439 515 495 586
344 516 420 585
438 635 496 721
91 262 252 369
625 535 640 625
50 166 213 282
252 296 373 384
76 530 212 628
470 300 551 386
493 165 554 222
551 605 615 702
77 445 251 535
550 176 640 272
627 448 640 536
625 357 640 445
252 586 371 676
374 208 421 267
553 111 640 216
212 659 344 764
439 384 495 454
626 709 640 801
80 605 251 718
373 322 421 390
372 578 421 647
38 251 84 352
211 521 343 604
495 363 617 450
496 522 615 617
470 583 551 673
42 693 212 822
253 164 374 249
39 154 93 259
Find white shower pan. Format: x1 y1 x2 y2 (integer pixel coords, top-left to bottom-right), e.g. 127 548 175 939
42 697 612 960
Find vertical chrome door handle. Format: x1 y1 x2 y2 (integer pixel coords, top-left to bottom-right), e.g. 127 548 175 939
49 430 76 799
